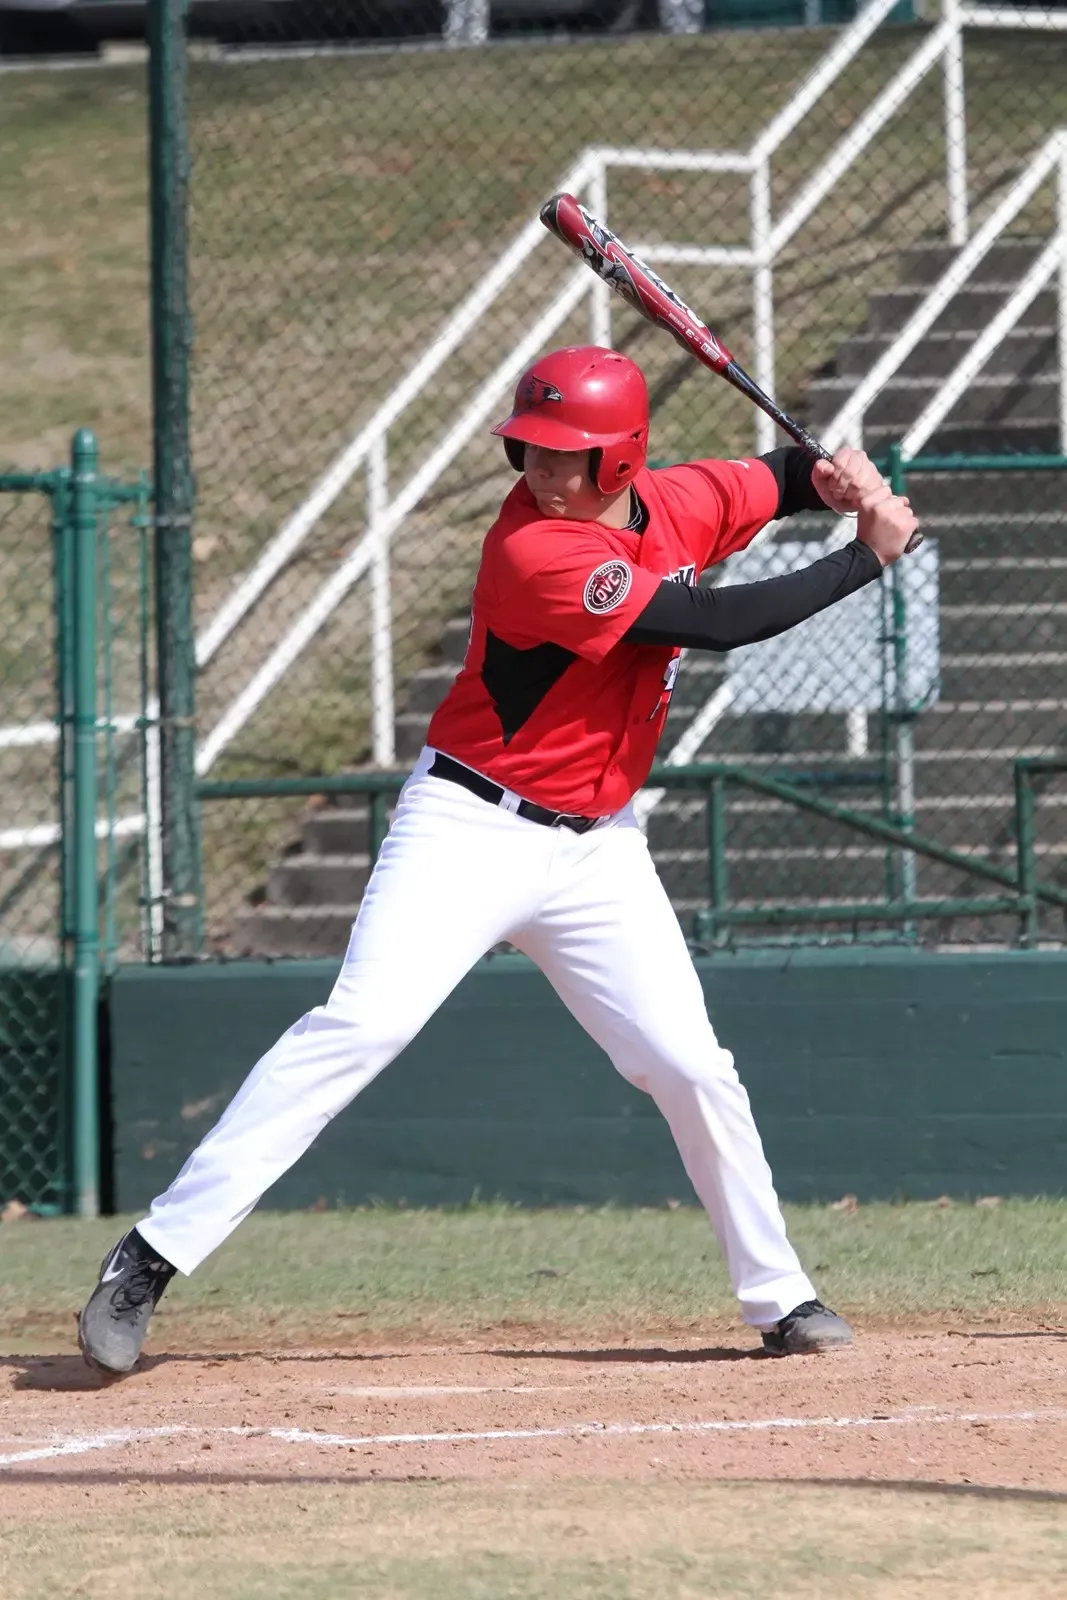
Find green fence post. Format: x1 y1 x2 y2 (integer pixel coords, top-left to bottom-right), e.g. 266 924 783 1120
53 475 76 963
52 472 77 1213
71 429 100 1218
1014 761 1039 948
708 772 729 946
149 0 203 958
368 788 388 868
887 443 917 937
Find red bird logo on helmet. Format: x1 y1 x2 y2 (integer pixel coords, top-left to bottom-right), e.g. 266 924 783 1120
520 375 564 406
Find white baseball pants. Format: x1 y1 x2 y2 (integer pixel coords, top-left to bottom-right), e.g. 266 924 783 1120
138 748 816 1329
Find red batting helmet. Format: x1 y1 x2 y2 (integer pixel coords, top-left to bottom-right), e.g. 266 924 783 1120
491 346 649 493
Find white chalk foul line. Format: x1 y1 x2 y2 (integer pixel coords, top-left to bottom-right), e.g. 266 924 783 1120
4 1408 1067 1471
229 1407 1067 1450
0 1427 185 1468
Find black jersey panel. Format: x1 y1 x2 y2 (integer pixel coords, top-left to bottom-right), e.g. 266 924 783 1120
481 630 579 745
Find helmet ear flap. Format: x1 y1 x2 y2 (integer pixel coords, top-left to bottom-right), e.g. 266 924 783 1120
592 428 648 493
503 437 525 473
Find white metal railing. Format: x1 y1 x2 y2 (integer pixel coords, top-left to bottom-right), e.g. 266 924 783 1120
193 0 1067 783
823 130 1067 456
185 0 932 778
194 265 593 774
192 148 600 679
593 0 958 457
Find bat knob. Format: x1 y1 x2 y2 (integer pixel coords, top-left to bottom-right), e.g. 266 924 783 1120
904 531 924 554
539 194 567 239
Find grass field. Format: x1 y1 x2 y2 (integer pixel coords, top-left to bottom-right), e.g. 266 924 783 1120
4 1201 1067 1351
5 1479 1067 1599
3 1202 1067 1597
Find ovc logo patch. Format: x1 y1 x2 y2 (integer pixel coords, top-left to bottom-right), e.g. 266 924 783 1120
583 559 633 614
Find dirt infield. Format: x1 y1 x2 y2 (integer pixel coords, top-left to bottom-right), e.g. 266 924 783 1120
6 1211 1067 1595
4 1315 1067 1496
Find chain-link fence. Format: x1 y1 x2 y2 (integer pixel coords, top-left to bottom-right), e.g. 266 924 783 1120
4 2 1067 960
0 442 154 1212
0 478 67 1211
0 483 61 965
168 0 1066 951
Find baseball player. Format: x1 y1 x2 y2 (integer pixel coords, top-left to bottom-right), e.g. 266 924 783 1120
78 345 918 1378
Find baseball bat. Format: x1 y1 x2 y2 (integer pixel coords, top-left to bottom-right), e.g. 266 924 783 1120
539 192 922 551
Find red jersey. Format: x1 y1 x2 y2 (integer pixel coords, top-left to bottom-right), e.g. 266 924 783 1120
426 456 779 815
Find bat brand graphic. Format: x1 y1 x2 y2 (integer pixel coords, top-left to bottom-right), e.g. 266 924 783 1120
572 203 708 335
579 239 640 307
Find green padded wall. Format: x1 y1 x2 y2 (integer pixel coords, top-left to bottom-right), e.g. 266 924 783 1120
108 949 1067 1212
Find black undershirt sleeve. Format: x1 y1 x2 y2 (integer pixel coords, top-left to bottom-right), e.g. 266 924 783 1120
623 541 883 652
759 446 827 517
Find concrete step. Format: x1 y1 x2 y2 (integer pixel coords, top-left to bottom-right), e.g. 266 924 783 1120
805 372 1059 432
302 805 397 855
925 523 1067 565
939 656 1067 702
821 327 1056 384
895 239 1048 289
667 709 856 759
395 712 433 762
645 793 1067 854
231 906 359 959
404 664 459 716
656 842 1067 908
861 284 1057 339
681 699 1063 755
919 704 1067 751
654 846 950 903
861 420 1062 458
909 746 1067 796
647 748 1065 801
668 658 728 714
646 748 1067 806
435 616 472 667
937 603 1067 653
938 563 1067 605
903 473 1067 517
670 898 1053 946
268 853 371 908
673 704 1067 766
655 847 879 903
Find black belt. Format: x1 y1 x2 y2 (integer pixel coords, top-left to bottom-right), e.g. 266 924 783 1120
429 753 599 835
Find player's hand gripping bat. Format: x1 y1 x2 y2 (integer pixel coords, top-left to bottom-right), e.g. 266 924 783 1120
539 192 922 553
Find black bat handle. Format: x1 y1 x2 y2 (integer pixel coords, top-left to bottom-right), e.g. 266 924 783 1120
722 359 828 460
722 360 922 552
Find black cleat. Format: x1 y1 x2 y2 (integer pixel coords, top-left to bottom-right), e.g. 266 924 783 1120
77 1228 175 1379
761 1298 853 1356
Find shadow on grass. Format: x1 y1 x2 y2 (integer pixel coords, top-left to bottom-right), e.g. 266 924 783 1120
2 1468 1065 1504
792 1477 1067 1506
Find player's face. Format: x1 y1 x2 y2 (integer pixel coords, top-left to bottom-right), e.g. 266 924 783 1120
523 445 604 521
